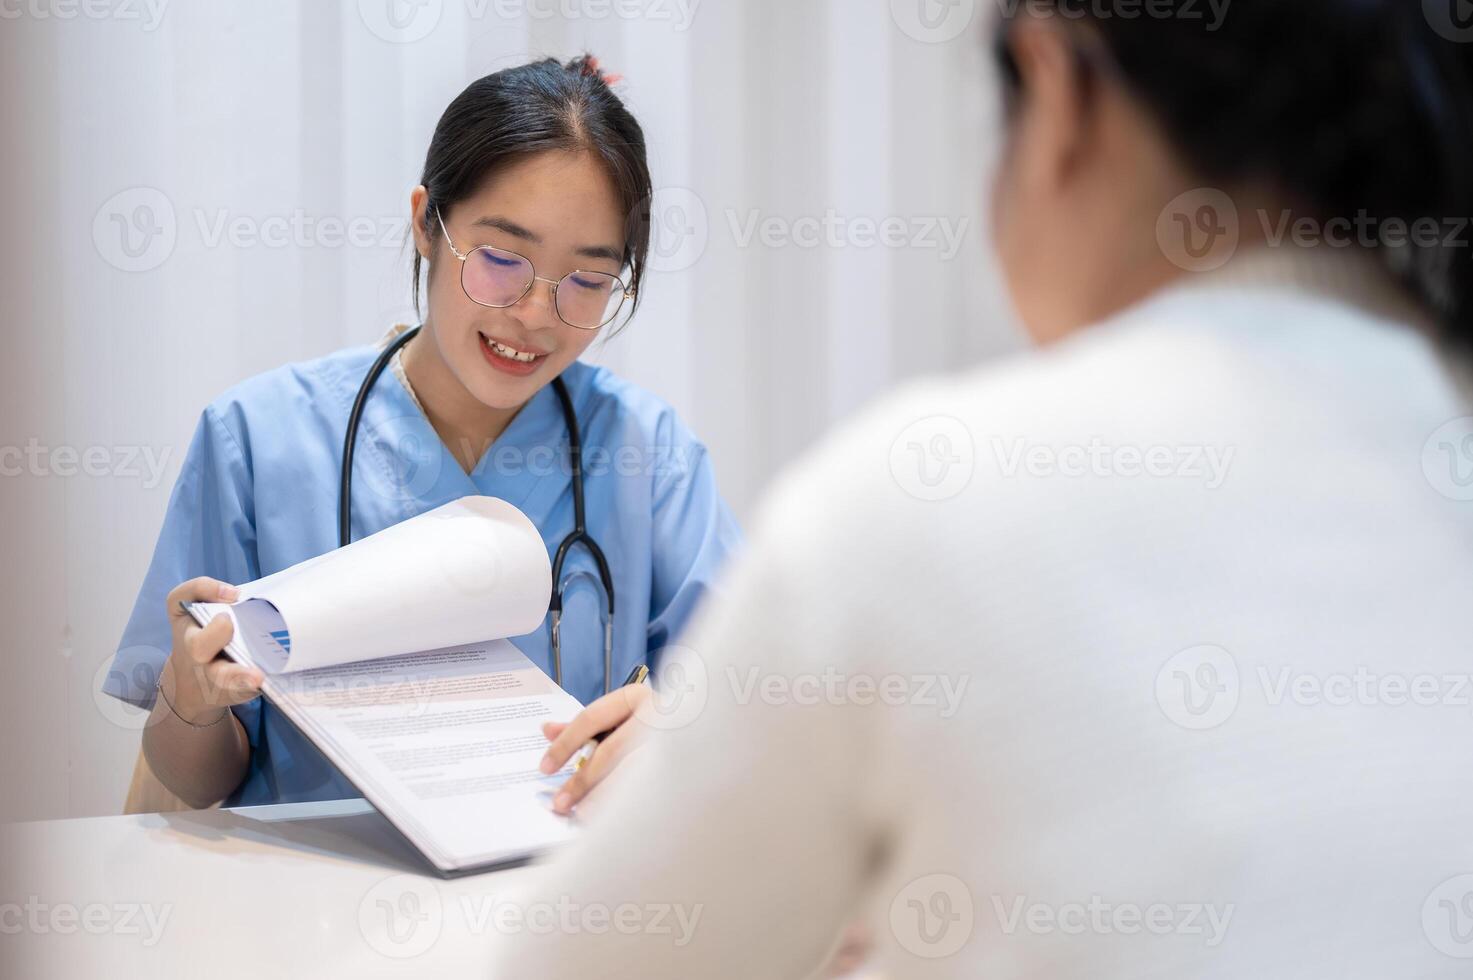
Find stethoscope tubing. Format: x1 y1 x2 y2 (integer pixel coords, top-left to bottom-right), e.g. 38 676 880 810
339 324 617 693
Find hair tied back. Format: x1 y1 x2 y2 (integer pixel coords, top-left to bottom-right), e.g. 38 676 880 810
571 54 624 87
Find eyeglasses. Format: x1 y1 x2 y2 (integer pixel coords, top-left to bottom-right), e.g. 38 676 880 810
435 209 633 330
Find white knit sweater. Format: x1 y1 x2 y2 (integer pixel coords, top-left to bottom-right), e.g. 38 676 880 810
489 249 1473 979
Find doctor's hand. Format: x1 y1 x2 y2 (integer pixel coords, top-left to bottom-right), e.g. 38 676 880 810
538 683 653 815
161 578 264 726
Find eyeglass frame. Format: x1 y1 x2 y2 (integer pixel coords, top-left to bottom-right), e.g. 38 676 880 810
433 207 635 331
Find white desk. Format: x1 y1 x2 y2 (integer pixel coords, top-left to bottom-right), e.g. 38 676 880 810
1 800 530 978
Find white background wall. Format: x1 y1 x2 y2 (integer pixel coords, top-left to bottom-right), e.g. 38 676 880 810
0 0 1021 822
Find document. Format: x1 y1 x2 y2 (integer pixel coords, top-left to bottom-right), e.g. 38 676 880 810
185 496 584 875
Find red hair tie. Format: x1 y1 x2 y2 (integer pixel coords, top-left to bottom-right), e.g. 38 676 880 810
581 55 624 86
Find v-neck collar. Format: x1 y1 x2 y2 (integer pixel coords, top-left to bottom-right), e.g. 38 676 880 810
463 377 571 511
334 337 579 537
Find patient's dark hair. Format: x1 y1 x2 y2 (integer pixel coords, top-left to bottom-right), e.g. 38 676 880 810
410 55 652 326
994 2 1473 345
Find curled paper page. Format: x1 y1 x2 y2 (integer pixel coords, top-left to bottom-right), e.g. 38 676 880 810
238 496 552 673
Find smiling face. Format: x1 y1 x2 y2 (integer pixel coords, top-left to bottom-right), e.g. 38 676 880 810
410 150 628 413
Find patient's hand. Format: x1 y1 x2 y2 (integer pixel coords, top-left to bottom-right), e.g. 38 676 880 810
538 683 652 815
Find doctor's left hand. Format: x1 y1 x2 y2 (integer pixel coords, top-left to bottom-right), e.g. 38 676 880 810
538 683 652 815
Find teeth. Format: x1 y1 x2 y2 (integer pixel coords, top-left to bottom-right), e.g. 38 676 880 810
487 338 539 363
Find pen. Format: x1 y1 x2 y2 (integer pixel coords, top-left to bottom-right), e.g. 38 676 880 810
573 663 650 771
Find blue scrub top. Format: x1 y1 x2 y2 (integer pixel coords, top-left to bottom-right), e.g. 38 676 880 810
102 341 742 806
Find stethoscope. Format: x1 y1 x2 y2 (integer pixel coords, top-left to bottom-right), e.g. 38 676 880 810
339 324 617 695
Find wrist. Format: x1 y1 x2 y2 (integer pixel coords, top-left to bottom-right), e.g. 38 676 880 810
160 658 229 728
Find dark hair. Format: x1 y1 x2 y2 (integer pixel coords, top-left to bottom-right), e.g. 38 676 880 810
994 2 1473 344
411 55 652 326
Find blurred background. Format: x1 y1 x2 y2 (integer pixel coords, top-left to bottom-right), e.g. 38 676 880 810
0 0 1020 822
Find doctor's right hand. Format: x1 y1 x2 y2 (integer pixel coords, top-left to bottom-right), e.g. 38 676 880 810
161 578 264 726
538 682 653 814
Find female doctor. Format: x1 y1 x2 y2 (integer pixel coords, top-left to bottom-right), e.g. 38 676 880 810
101 56 741 813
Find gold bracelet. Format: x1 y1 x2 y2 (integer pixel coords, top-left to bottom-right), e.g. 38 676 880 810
155 674 228 729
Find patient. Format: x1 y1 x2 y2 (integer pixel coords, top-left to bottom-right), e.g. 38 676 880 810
490 3 1473 976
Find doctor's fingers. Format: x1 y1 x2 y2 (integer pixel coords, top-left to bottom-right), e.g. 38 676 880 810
551 721 642 815
205 660 264 706
538 685 650 772
182 614 236 666
166 577 239 650
178 659 264 710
